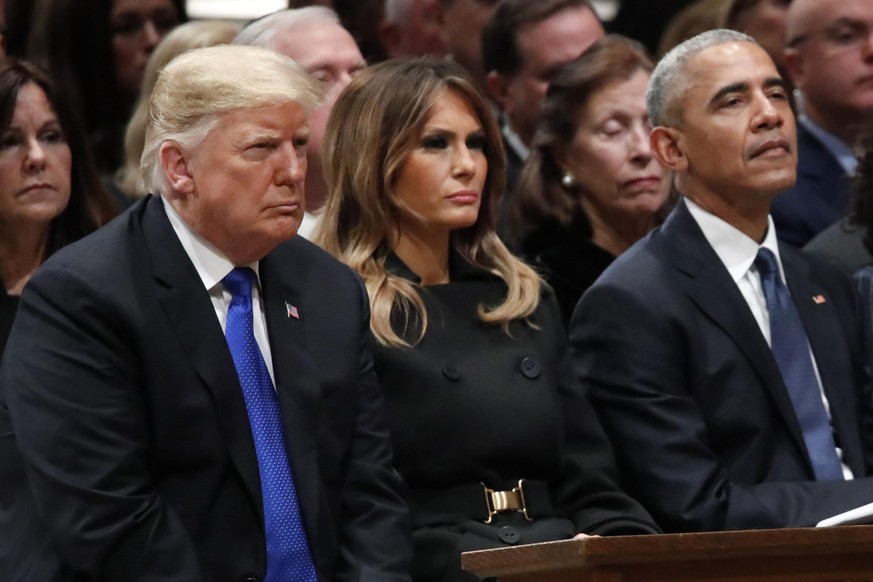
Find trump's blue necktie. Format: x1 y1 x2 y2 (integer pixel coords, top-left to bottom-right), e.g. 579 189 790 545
755 248 843 481
223 267 317 581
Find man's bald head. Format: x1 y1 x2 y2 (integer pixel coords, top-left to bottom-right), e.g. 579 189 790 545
784 0 817 43
783 0 873 142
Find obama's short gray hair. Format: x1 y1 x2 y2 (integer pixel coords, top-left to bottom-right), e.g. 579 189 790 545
647 28 757 128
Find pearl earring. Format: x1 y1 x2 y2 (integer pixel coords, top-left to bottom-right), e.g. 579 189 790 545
561 171 577 189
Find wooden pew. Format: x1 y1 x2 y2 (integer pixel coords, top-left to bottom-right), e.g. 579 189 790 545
462 525 873 581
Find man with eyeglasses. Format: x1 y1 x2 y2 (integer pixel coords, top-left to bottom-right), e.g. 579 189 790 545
771 0 873 248
233 7 367 240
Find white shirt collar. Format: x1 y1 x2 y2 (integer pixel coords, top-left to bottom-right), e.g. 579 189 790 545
684 198 785 284
295 209 321 241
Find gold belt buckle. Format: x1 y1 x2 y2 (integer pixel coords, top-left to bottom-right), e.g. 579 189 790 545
482 479 532 523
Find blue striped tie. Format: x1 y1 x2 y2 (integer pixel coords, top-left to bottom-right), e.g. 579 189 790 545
223 267 318 581
755 248 843 481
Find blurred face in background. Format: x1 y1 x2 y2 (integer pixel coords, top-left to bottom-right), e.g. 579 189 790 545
380 0 447 58
270 19 366 210
730 0 792 69
559 70 668 229
0 83 71 229
111 0 180 95
491 5 604 146
785 0 873 132
435 0 499 88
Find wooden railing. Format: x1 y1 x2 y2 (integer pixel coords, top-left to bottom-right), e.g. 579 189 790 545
462 525 873 581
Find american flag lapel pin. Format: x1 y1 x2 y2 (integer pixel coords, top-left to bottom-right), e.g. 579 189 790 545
285 301 300 319
812 294 826 305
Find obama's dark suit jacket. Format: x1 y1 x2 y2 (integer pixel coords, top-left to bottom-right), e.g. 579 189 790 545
571 200 873 532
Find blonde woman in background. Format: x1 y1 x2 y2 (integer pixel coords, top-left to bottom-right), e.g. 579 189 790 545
111 19 241 200
314 58 658 582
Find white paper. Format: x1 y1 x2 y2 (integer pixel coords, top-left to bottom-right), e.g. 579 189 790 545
816 501 873 527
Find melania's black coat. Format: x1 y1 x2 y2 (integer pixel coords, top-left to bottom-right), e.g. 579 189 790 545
373 253 658 582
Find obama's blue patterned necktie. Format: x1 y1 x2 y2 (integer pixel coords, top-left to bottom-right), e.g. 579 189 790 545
755 248 843 481
223 267 317 581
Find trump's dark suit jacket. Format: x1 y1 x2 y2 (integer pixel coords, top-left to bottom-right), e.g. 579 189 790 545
771 122 851 248
570 200 873 532
0 195 412 581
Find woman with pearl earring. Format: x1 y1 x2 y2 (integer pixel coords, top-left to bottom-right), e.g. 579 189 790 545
504 35 673 328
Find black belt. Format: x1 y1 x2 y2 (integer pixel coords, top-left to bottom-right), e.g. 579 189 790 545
409 479 555 526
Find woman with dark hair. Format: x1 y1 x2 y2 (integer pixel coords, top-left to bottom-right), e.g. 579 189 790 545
27 0 185 173
504 35 672 328
315 58 658 582
0 58 116 356
112 19 241 200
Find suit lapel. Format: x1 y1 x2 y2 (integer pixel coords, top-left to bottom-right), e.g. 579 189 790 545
259 246 322 545
660 203 809 461
142 197 263 513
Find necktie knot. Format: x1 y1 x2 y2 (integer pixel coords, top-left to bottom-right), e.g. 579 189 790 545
755 247 779 280
224 267 256 299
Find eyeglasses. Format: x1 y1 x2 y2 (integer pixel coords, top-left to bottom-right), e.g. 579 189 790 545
788 18 873 52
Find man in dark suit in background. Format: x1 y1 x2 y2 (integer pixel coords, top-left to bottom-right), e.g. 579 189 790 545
0 45 411 581
481 0 604 237
773 0 873 247
606 0 695 55
571 29 873 533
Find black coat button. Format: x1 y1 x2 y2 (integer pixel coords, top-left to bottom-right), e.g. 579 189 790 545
520 357 541 379
242 577 260 582
442 362 461 381
498 526 520 545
